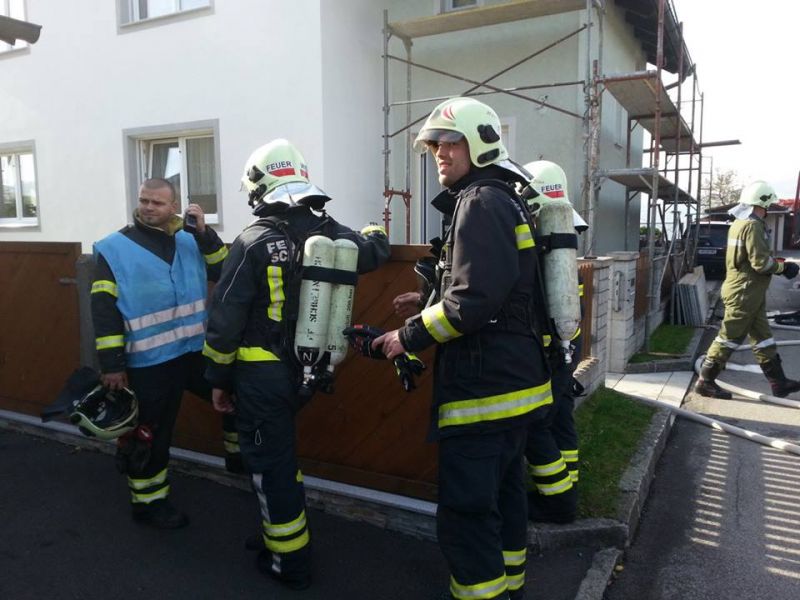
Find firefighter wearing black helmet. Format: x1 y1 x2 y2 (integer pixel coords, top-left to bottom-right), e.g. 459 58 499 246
374 97 553 600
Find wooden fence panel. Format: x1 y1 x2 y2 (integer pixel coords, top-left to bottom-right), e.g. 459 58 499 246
2 243 593 502
174 246 440 499
0 242 82 415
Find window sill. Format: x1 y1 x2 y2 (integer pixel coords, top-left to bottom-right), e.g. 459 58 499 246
0 221 40 230
0 45 31 60
118 5 213 33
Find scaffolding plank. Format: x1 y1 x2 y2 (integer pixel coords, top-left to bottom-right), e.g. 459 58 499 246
388 0 585 39
602 168 694 204
603 71 697 153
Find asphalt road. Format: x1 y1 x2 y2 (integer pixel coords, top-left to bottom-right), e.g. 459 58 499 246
605 267 800 600
0 426 595 600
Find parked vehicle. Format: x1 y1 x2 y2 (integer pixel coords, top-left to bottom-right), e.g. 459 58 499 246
689 221 730 280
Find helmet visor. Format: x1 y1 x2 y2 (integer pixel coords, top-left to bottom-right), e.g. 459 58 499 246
413 129 464 153
263 181 330 206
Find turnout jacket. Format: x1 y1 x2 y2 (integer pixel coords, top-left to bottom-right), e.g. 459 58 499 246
91 211 227 373
203 204 390 392
399 166 553 439
722 214 788 303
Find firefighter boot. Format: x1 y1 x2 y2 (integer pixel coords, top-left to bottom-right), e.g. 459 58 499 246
761 355 800 398
131 499 189 529
693 359 732 399
256 550 311 591
527 487 577 524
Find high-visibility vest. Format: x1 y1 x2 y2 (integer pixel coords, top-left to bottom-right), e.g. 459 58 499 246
94 231 207 367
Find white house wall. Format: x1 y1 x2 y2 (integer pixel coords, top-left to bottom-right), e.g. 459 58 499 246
319 0 388 230
0 0 372 250
2 0 647 253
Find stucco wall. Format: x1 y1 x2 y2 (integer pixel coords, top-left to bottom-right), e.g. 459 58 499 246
2 0 648 252
0 1 333 250
383 0 645 248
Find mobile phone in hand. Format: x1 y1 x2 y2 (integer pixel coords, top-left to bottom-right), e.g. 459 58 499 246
183 212 198 234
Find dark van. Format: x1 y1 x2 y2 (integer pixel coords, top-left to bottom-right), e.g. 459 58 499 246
689 221 730 280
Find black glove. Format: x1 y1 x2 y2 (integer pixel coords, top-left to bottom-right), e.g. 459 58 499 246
393 353 426 392
781 261 799 280
343 324 387 359
343 324 426 391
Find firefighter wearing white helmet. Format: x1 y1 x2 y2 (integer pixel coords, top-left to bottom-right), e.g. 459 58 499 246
695 180 800 399
375 97 553 600
520 160 585 525
203 138 389 590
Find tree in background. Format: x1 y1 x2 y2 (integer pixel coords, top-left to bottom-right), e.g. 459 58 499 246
703 169 742 211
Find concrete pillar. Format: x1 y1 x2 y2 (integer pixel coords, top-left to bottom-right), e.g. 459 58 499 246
607 251 640 372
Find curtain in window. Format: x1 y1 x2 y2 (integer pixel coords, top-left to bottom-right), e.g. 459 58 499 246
150 141 181 201
0 156 16 218
186 137 216 214
19 153 37 217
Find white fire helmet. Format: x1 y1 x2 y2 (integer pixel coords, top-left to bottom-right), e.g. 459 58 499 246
737 180 778 209
414 97 527 180
523 160 588 232
241 139 330 210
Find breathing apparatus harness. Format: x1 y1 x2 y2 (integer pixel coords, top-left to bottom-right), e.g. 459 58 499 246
246 211 356 401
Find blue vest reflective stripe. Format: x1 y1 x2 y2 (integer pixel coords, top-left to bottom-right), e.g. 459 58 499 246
94 230 207 368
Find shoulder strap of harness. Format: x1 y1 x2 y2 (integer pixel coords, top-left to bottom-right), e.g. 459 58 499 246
446 178 556 341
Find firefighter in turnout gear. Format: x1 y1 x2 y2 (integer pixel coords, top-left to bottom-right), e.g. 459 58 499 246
203 139 389 590
695 180 800 399
521 160 584 524
90 178 229 529
374 98 553 600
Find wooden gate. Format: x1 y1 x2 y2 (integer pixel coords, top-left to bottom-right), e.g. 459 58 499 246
171 245 439 499
0 242 82 415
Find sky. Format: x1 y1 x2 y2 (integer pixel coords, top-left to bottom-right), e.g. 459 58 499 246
670 0 800 199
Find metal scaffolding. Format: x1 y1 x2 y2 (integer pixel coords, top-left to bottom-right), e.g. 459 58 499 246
381 0 707 348
382 0 596 244
594 0 706 348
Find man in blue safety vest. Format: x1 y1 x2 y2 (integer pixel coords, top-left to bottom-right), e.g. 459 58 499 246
91 177 228 529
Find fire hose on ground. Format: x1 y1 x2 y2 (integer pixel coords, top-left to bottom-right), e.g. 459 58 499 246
620 333 800 457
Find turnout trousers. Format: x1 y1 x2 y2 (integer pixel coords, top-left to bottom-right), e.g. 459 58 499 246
525 348 580 519
125 352 206 506
438 426 528 600
234 362 311 581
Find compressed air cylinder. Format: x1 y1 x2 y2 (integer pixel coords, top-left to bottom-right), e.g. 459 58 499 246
295 235 336 367
537 198 581 343
326 239 359 367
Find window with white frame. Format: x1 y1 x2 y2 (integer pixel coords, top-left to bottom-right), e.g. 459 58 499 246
138 134 218 221
440 0 482 13
0 147 38 226
1 0 28 52
120 0 210 25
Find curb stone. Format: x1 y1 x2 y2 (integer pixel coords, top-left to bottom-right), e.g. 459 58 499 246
574 547 622 600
